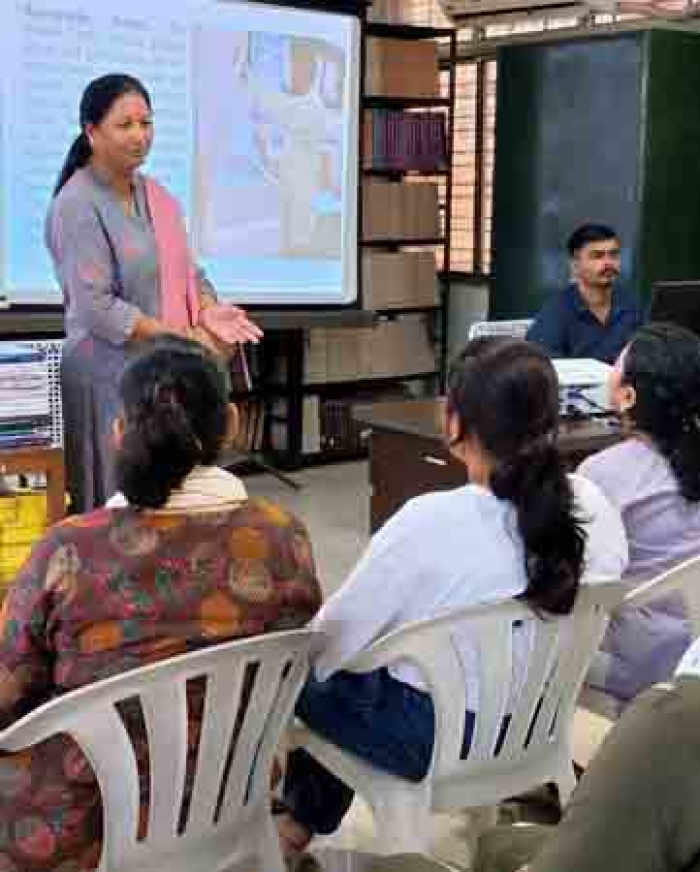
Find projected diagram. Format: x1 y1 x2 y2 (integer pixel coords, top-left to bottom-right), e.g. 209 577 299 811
192 29 345 260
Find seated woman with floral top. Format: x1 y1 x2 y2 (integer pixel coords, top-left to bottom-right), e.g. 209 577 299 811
0 335 321 872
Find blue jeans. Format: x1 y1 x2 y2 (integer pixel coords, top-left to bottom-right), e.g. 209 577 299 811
283 668 477 835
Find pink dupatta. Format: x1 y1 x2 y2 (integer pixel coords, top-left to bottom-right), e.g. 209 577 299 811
144 177 200 331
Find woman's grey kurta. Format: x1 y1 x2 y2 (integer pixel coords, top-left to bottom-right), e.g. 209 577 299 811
45 166 160 512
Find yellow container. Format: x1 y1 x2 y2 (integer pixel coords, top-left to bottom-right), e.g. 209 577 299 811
0 491 47 586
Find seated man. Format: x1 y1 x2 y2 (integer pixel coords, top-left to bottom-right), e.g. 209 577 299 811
526 223 644 363
475 638 700 872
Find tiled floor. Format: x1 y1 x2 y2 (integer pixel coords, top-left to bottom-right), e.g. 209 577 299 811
245 460 610 870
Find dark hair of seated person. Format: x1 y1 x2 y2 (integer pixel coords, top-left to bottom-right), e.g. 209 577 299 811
447 337 586 615
115 335 230 509
566 222 617 257
620 321 700 503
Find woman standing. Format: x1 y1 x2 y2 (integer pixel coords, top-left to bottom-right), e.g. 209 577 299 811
46 73 262 512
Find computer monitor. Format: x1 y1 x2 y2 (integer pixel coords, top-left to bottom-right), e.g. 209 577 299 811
649 281 700 337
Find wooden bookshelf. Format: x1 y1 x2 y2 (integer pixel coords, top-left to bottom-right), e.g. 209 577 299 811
361 20 457 398
365 22 456 40
362 237 447 248
363 168 449 179
363 95 452 109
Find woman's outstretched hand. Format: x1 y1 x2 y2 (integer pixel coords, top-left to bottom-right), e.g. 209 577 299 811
199 304 263 345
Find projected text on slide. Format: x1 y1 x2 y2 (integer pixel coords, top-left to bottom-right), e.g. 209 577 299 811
0 0 360 306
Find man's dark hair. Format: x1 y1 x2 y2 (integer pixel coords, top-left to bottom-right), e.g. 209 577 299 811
567 223 618 258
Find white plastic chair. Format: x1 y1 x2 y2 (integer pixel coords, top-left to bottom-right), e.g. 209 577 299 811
622 554 700 636
292 582 623 855
579 554 700 722
467 319 533 342
0 629 314 872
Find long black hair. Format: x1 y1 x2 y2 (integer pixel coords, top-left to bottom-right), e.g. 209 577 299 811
53 73 152 196
619 322 700 502
115 336 231 509
447 337 586 615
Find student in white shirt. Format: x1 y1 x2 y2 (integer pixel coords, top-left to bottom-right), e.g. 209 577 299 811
278 337 628 858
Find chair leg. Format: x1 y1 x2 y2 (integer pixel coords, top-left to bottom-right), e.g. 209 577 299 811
555 762 577 808
368 785 431 856
256 815 287 872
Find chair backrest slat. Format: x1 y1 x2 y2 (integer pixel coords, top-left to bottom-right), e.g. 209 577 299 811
470 616 513 760
141 678 190 842
246 653 312 803
68 705 142 871
186 660 248 833
624 555 700 637
497 620 560 761
217 656 289 825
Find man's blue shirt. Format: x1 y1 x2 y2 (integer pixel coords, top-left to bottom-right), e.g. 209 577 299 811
526 284 644 363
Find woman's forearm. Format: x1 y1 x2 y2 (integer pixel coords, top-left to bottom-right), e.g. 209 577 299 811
128 313 230 360
128 313 186 345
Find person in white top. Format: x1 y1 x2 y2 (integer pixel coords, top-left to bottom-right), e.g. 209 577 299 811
278 337 628 858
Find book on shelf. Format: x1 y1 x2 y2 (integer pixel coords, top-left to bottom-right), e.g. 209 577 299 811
302 315 436 384
233 400 265 453
363 178 441 240
316 384 413 457
363 250 439 310
303 396 321 455
365 38 440 99
268 395 363 457
320 399 364 454
327 328 362 385
369 316 436 378
364 109 447 172
367 0 410 23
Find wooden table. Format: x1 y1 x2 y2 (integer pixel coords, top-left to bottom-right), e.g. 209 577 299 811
0 445 65 525
355 399 622 533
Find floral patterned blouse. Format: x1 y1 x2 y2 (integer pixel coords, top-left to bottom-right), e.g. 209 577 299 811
0 500 321 871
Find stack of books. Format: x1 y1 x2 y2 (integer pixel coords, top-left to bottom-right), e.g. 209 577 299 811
363 179 441 240
366 38 441 99
364 110 447 172
367 0 411 23
302 315 436 384
363 251 439 310
0 344 51 449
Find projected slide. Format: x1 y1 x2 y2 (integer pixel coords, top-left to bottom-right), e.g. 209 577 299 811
0 0 360 306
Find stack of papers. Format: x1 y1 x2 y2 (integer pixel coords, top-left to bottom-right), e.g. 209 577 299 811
0 345 51 448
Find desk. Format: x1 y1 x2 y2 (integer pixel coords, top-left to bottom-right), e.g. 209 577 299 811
355 399 622 533
0 446 65 525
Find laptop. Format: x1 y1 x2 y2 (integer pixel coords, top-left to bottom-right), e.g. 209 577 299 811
649 281 700 337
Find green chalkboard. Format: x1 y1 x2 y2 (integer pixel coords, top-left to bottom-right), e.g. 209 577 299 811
491 28 700 319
